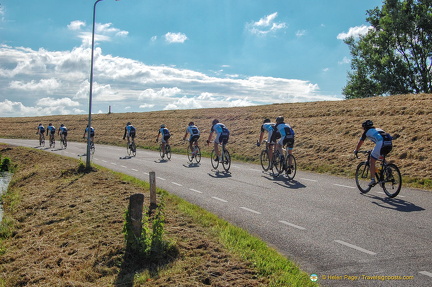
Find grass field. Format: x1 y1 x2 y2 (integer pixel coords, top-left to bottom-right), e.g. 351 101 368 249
0 93 431 189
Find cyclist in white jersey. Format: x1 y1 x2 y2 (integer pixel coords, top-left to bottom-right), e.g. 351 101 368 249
36 123 45 138
46 123 56 143
183 122 200 157
275 116 295 170
58 124 68 143
156 124 171 158
354 120 393 186
257 118 280 162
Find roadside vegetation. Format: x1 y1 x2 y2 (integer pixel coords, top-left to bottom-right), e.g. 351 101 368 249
0 93 431 190
0 145 317 286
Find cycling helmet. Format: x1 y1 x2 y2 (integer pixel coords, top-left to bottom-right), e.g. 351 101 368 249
212 119 219 126
362 120 374 129
263 118 271 123
127 122 131 126
189 121 194 126
60 124 64 127
160 124 166 128
276 116 284 123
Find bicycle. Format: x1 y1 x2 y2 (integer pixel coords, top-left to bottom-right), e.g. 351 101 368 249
159 142 171 160
38 133 45 147
127 140 136 157
186 140 201 163
84 137 95 155
49 135 55 148
211 143 231 172
270 147 297 180
355 150 402 198
60 135 67 149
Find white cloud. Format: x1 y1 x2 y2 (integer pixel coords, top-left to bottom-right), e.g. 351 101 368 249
337 25 372 40
165 32 188 44
9 78 61 92
68 20 86 31
247 12 287 35
296 30 306 37
338 56 350 65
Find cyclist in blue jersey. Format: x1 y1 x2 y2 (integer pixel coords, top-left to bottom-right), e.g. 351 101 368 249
156 124 171 158
83 125 95 142
206 119 230 162
354 120 393 186
36 123 45 145
257 118 280 163
123 122 136 146
46 123 56 143
275 116 295 170
183 121 200 157
58 124 68 143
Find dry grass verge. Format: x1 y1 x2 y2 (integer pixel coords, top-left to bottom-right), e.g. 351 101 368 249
0 146 315 286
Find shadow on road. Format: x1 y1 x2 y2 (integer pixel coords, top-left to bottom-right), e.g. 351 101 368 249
366 194 425 212
261 174 307 190
208 170 232 178
183 162 201 168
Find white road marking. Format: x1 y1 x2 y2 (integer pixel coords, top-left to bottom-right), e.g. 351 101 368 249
190 188 203 194
157 177 166 181
212 197 228 203
334 240 376 255
334 184 356 189
172 182 182 186
240 207 261 214
143 172 149 175
419 271 432 278
300 178 317 182
131 169 138 172
102 160 107 163
279 220 306 230
121 165 127 168
249 168 262 172
111 162 117 166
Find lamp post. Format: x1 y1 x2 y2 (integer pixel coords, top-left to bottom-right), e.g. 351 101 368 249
86 0 105 169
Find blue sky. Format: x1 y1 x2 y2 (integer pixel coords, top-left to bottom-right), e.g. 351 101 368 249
0 0 383 117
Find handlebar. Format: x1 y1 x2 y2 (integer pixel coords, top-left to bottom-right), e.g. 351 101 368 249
354 150 371 159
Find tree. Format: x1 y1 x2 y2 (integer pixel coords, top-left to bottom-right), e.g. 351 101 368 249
343 0 432 99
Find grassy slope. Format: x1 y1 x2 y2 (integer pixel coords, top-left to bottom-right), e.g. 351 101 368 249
0 93 431 189
0 146 316 286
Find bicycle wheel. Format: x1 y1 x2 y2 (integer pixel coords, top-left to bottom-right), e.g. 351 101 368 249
382 164 402 198
210 149 219 169
131 142 136 157
355 162 371 193
187 145 193 162
260 149 270 171
194 146 201 163
222 149 231 172
40 136 45 147
127 143 131 156
90 143 95 155
63 138 67 149
284 154 297 180
271 152 283 176
166 144 171 160
159 144 164 158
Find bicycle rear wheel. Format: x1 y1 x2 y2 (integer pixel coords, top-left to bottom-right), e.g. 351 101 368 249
284 154 297 180
382 164 402 198
166 144 171 160
210 149 219 169
260 149 270 171
271 153 283 176
131 142 136 157
127 143 131 156
194 146 201 163
90 142 95 155
187 145 193 162
222 149 231 172
355 162 371 193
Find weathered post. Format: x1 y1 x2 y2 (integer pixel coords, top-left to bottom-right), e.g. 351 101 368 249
128 193 144 239
149 171 157 209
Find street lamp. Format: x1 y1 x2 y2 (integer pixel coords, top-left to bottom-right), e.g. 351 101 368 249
86 0 117 169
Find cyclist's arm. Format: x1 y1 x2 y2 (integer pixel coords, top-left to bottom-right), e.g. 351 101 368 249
206 131 214 144
123 127 127 139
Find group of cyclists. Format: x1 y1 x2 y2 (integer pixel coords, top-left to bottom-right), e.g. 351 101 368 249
35 117 391 184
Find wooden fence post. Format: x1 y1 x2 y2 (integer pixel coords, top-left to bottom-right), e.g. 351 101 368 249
129 193 144 239
149 171 157 208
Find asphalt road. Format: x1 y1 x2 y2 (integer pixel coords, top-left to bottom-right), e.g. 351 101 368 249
2 138 432 287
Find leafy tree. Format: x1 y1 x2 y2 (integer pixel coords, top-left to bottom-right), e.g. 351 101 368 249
343 0 432 99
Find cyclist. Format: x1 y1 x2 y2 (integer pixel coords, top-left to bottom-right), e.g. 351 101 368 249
183 121 200 158
156 124 171 158
83 125 95 143
275 116 295 171
354 120 393 186
46 123 56 145
257 118 280 165
123 122 136 146
36 123 45 143
206 119 230 162
58 124 68 145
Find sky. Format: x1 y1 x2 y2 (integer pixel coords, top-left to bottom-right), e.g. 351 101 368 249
0 0 383 117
